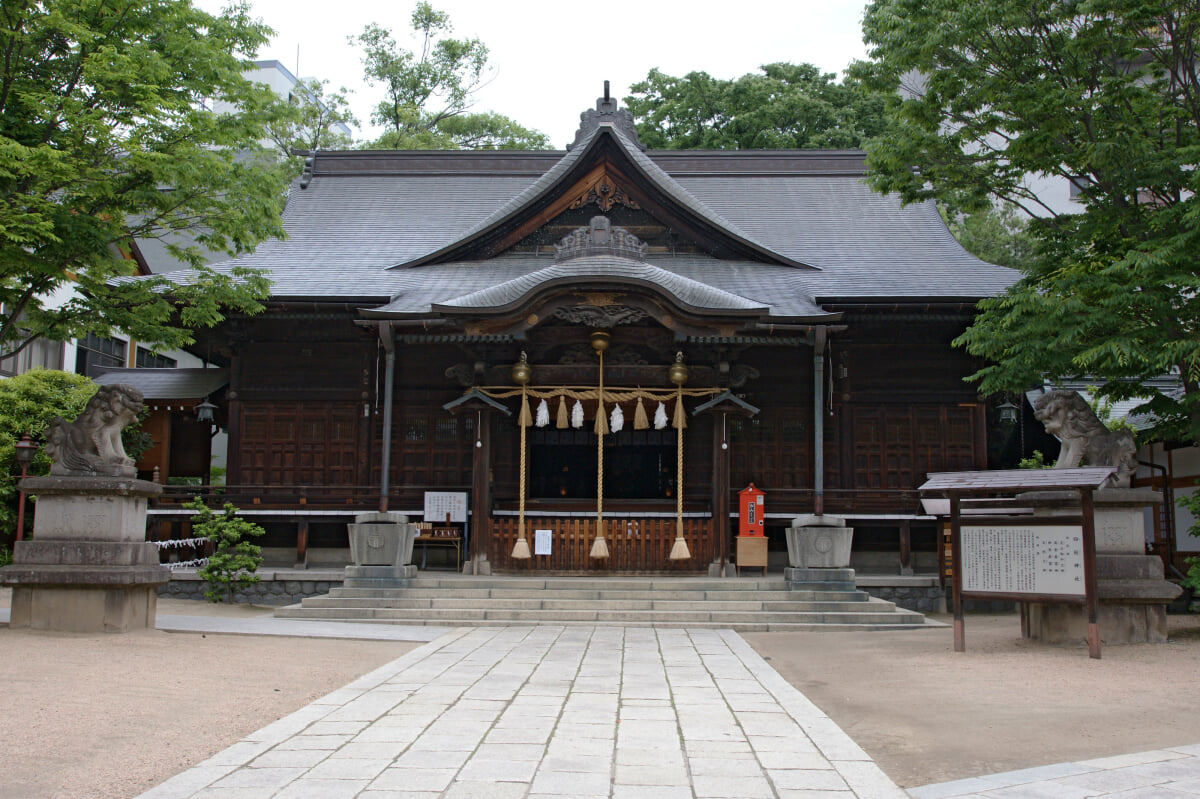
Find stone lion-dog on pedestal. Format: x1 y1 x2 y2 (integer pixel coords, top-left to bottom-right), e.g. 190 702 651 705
1031 389 1137 488
44 384 144 478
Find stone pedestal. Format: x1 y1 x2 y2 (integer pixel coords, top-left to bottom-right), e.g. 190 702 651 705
1021 488 1180 644
785 515 854 571
0 476 169 632
345 511 416 587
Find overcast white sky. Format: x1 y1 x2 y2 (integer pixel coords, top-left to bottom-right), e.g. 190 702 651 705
200 0 871 148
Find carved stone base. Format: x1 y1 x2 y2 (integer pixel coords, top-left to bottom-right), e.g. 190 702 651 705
0 477 168 632
343 564 417 589
1022 554 1182 645
9 583 161 632
786 517 854 569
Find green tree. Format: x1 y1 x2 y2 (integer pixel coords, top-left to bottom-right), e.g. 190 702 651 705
0 0 283 363
262 78 357 159
0 371 95 542
939 203 1035 270
624 63 888 150
185 497 265 603
351 4 549 150
856 1 1200 441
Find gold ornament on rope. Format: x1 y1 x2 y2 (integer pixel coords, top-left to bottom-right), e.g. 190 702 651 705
589 331 610 559
668 352 691 560
510 352 532 560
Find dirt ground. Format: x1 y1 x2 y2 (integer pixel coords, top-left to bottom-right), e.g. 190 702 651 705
744 613 1200 788
0 590 419 799
3 587 1200 796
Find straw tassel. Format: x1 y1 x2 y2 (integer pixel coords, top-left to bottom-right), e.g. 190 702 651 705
669 535 690 560
556 396 569 429
511 530 531 559
589 529 609 559
535 399 549 428
633 396 649 430
594 400 609 434
672 394 687 429
518 393 532 427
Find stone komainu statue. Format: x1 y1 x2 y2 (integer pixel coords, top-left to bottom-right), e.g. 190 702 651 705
1031 389 1137 488
44 384 144 478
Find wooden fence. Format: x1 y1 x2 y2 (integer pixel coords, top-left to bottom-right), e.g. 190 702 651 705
489 516 713 573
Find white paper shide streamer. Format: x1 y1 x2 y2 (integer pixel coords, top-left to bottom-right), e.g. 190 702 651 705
535 399 550 427
610 404 624 433
654 401 668 430
571 400 584 429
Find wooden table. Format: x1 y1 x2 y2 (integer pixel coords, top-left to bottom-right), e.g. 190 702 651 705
414 535 461 570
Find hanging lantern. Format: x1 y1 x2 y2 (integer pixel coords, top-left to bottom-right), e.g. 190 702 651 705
998 398 1019 425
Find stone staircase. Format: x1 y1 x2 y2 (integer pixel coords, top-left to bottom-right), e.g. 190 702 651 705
274 568 933 631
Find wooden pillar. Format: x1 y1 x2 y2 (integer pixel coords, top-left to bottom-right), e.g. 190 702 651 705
378 324 396 513
951 494 965 652
296 517 309 569
470 410 493 572
225 345 243 486
711 411 731 575
813 326 827 516
899 518 913 575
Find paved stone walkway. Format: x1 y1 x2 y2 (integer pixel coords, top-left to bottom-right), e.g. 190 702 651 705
138 625 906 798
908 745 1200 798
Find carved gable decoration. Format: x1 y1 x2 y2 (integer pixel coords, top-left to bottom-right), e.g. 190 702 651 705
568 172 641 212
553 305 648 328
554 216 647 263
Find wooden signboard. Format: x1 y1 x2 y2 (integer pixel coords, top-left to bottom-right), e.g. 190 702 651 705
961 524 1085 597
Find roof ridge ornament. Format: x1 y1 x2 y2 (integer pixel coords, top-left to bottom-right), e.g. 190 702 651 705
554 216 648 263
566 80 647 152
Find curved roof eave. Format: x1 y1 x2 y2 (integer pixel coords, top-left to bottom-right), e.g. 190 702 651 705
388 123 816 271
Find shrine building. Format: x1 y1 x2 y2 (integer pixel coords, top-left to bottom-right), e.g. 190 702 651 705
138 92 1017 576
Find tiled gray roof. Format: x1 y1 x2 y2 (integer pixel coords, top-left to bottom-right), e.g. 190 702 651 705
432 256 768 314
94 368 229 400
359 252 831 320
138 139 1018 311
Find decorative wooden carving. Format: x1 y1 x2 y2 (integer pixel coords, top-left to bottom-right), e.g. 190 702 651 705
554 216 647 262
553 305 647 328
568 175 642 212
557 343 649 365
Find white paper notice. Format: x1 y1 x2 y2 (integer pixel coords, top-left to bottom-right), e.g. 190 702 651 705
961 525 1085 596
534 529 552 556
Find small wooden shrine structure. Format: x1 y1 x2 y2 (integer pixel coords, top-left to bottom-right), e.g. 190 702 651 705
148 90 1016 574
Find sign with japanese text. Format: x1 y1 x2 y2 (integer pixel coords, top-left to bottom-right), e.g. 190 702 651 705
423 492 467 524
961 525 1085 596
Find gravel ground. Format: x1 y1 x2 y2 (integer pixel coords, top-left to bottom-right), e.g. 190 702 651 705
3 587 1198 796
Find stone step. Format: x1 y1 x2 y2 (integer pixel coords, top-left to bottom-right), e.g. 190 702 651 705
276 604 920 626
271 609 933 632
402 577 792 591
323 587 869 602
296 596 886 613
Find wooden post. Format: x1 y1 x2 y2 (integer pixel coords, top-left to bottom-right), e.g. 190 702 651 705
1081 487 1101 659
951 494 965 652
712 411 730 575
899 518 912 575
296 517 308 568
470 410 492 570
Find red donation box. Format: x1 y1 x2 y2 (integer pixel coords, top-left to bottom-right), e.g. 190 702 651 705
738 483 765 537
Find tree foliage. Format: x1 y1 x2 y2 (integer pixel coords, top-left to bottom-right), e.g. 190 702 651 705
624 63 888 150
939 203 1035 270
262 78 357 160
352 3 549 150
0 370 95 541
857 0 1200 441
185 497 265 603
0 0 283 361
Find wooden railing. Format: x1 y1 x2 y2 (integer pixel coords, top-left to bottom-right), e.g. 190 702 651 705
489 516 713 573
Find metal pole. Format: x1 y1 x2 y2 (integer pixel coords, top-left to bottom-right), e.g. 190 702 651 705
378 324 396 513
1081 487 1101 659
951 494 965 652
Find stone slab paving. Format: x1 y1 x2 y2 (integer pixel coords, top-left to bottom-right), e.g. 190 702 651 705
137 625 907 798
908 744 1200 798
